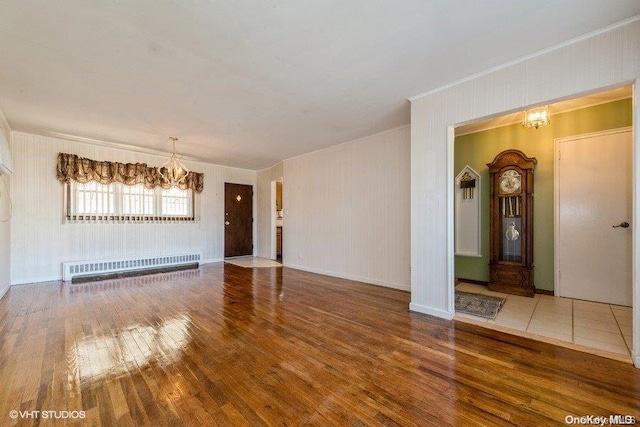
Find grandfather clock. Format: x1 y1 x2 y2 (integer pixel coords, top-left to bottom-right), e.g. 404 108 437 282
487 149 536 297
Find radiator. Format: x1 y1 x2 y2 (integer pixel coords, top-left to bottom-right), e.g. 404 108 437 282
62 252 202 282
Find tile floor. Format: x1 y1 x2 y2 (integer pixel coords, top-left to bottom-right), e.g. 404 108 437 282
224 256 283 268
455 283 633 361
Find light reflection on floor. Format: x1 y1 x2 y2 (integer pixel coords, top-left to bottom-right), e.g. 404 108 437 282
67 314 192 390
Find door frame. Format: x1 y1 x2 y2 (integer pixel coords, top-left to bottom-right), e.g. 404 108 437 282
633 81 639 368
554 127 633 300
224 182 255 258
270 179 277 260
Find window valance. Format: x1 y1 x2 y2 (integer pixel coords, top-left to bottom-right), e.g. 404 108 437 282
56 152 204 193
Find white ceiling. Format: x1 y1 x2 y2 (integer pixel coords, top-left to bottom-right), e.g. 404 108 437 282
0 1 639 170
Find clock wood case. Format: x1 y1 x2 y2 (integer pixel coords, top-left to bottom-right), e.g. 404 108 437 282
487 149 537 297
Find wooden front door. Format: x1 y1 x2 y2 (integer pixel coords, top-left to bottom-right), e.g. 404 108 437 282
224 183 253 257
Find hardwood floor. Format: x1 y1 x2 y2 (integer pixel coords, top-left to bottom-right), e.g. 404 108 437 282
1 263 639 426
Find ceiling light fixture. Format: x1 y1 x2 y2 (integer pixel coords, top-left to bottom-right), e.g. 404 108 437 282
160 137 190 186
522 105 550 129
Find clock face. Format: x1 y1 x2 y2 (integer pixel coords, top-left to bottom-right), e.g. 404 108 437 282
500 170 521 194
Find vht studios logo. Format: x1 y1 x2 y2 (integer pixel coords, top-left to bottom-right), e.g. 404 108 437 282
565 415 636 425
9 410 86 420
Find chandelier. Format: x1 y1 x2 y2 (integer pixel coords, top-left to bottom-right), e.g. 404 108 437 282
160 137 190 186
522 105 550 129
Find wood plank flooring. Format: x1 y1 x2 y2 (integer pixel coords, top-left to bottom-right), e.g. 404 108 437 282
0 263 639 426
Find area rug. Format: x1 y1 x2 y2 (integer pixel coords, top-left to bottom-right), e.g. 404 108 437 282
455 291 506 319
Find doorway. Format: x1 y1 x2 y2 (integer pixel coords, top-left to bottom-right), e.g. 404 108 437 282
224 183 253 258
270 178 283 261
275 179 283 261
452 85 635 360
555 128 633 306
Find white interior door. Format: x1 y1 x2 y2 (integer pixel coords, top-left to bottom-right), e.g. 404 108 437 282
556 128 632 306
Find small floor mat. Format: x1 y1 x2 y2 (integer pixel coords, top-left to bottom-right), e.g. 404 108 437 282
455 291 506 319
225 257 282 268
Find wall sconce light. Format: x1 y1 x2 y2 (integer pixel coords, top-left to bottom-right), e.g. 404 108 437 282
522 105 550 129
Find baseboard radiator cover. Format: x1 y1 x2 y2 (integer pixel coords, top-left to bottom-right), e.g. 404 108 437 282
62 252 202 282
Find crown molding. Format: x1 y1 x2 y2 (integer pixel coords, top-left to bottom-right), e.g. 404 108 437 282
282 123 410 166
13 129 209 163
409 15 640 102
0 103 12 140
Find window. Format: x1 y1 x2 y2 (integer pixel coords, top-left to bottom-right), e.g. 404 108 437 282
74 181 115 216
122 184 155 215
161 187 191 216
66 181 195 222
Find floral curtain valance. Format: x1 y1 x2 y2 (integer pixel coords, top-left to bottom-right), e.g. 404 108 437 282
56 152 204 193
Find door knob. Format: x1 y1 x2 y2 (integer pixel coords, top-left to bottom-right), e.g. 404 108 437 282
613 222 630 228
225 221 230 226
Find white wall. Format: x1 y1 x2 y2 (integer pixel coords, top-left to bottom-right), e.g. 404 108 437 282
410 18 640 365
275 126 410 290
10 132 255 284
0 120 11 299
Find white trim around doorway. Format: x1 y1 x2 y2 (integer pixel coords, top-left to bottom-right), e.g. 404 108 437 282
447 83 639 367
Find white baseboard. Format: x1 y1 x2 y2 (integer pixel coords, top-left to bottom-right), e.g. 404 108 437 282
11 275 61 286
202 258 223 264
409 302 454 320
0 283 8 300
283 263 410 292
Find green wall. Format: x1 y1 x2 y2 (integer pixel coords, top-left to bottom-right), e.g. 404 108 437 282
454 98 632 291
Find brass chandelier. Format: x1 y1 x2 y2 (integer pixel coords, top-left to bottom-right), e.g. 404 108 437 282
522 105 550 129
160 137 190 186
